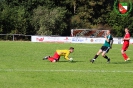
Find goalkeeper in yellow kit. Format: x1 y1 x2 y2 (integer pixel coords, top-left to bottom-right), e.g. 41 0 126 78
43 47 74 62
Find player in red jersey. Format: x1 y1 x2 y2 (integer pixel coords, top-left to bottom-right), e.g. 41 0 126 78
121 28 130 61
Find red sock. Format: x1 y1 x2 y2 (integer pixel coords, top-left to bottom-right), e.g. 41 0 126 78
48 57 55 62
122 53 128 60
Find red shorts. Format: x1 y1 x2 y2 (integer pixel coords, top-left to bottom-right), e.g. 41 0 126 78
48 52 60 62
52 52 60 60
122 43 129 51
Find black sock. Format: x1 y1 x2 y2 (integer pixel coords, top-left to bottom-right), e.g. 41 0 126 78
103 55 109 59
93 55 99 60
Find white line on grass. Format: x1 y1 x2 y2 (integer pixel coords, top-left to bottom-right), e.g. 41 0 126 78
0 69 133 73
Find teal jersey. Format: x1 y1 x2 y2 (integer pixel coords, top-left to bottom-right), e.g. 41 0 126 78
103 35 113 47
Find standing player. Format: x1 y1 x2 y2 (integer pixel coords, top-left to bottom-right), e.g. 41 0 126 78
121 28 130 61
90 30 113 63
43 47 74 62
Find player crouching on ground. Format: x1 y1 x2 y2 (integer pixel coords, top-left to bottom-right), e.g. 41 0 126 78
90 30 113 63
43 47 74 62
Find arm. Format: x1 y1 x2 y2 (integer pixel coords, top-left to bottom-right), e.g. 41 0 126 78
105 35 110 42
105 37 109 42
110 40 113 49
64 51 70 60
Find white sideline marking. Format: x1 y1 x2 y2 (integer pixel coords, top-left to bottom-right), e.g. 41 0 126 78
0 69 133 73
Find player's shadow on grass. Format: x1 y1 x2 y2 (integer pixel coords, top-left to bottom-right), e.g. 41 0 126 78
59 61 85 63
112 61 132 64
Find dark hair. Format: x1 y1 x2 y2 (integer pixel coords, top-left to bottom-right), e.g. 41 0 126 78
125 28 129 30
69 47 74 50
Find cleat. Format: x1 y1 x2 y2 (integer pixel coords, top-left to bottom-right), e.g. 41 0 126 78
90 59 94 63
43 56 50 60
107 58 110 63
127 58 130 61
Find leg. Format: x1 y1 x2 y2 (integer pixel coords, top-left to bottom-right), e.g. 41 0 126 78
121 44 129 61
48 57 56 62
43 56 50 60
52 52 60 61
90 49 102 63
102 51 110 63
48 52 60 62
95 49 103 59
101 46 110 63
121 50 128 61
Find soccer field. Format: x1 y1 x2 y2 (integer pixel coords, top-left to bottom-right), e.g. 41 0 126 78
0 41 133 88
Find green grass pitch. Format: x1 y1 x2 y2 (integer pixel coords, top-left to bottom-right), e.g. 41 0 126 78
0 41 133 88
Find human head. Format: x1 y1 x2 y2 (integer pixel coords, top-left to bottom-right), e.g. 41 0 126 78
125 28 129 33
69 47 74 53
106 30 111 35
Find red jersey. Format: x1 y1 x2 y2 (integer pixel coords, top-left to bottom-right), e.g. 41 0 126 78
123 33 130 44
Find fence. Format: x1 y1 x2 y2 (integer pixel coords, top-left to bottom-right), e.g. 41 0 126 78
31 36 133 44
1 34 133 44
0 34 32 41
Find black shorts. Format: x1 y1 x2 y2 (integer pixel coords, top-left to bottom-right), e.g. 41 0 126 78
100 46 110 53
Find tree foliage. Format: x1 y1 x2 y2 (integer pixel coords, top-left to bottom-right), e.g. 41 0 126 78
32 6 67 35
0 0 133 37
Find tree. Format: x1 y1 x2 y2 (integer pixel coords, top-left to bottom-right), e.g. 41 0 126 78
0 4 27 34
32 6 67 35
70 0 113 29
0 0 133 37
106 10 133 37
105 0 133 37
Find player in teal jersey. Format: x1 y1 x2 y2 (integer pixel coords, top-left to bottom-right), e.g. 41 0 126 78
90 30 113 63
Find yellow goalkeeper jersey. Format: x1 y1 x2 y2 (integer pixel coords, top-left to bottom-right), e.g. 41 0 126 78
56 50 70 60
